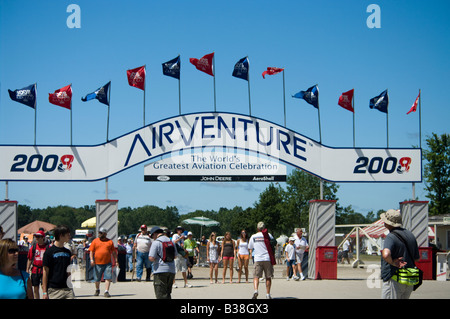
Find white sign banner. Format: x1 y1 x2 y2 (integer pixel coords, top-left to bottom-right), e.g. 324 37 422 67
0 112 422 182
144 151 287 182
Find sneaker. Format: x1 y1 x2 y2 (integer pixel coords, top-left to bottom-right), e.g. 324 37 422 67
252 291 258 299
104 291 111 298
184 283 193 288
266 294 272 299
300 275 306 280
286 277 290 281
94 289 100 296
293 276 300 281
173 284 178 288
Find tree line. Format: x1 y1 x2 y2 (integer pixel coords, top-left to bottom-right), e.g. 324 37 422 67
18 170 379 239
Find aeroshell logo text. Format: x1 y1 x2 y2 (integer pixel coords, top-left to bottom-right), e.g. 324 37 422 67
10 154 74 173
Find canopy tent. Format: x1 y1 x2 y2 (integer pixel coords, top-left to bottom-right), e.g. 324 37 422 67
350 219 388 239
18 220 56 234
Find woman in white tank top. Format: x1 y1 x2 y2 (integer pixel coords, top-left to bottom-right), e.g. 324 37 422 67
206 232 220 284
236 230 250 283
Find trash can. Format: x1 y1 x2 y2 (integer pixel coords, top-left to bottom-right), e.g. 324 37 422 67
436 253 448 281
416 247 433 280
315 246 337 280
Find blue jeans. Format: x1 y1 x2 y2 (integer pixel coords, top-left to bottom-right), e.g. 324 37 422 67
136 251 152 279
126 254 133 271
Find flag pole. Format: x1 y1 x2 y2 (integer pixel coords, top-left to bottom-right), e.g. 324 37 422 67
178 74 181 115
34 83 37 146
213 53 216 112
143 65 146 126
418 89 422 149
352 89 355 148
107 81 111 142
317 85 322 144
247 56 252 116
70 84 73 146
386 89 389 148
413 88 422 200
282 70 286 127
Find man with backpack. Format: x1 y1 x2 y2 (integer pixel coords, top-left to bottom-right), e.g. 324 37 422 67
381 209 420 299
26 230 48 299
148 226 176 299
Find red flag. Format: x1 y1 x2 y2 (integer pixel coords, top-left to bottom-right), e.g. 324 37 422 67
262 67 284 79
338 89 354 112
127 65 146 90
189 52 214 76
48 84 72 110
407 92 420 114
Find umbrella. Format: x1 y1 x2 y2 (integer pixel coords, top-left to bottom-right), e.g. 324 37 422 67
81 217 96 228
182 216 220 227
181 216 219 239
18 220 56 234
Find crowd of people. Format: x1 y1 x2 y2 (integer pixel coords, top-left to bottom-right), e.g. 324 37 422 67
0 209 422 300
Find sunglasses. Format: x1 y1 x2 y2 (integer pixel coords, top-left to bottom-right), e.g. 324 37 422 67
8 248 19 254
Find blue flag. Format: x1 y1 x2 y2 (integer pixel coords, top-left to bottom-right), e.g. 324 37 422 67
162 56 180 79
292 84 319 108
232 57 249 81
8 83 36 109
81 81 110 106
369 89 389 113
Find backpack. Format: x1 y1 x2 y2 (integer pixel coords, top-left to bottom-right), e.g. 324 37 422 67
157 239 175 262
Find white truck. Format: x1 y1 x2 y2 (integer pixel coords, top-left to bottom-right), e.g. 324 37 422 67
73 229 94 243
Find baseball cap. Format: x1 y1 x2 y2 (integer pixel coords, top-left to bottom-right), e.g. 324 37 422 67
34 230 45 237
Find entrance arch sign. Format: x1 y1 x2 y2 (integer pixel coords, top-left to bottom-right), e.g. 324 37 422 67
0 112 421 183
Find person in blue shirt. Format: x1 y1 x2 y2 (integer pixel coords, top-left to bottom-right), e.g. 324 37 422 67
0 238 34 299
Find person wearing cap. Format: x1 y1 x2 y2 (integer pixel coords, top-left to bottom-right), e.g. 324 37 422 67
248 221 276 299
285 237 298 281
133 224 153 282
88 227 117 298
184 231 199 279
26 230 48 299
148 226 176 299
380 209 420 299
172 226 192 288
293 228 307 281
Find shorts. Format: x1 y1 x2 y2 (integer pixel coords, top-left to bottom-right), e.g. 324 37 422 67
175 257 188 272
253 261 274 279
222 256 234 260
286 259 296 267
94 263 113 282
31 272 43 286
238 254 249 260
48 287 75 299
296 253 305 263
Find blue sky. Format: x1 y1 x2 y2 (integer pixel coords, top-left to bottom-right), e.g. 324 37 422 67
0 0 449 216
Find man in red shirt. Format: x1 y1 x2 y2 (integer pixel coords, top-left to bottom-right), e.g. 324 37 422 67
26 230 48 299
88 227 117 298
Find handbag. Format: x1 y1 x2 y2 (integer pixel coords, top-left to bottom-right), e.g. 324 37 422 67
391 230 423 291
